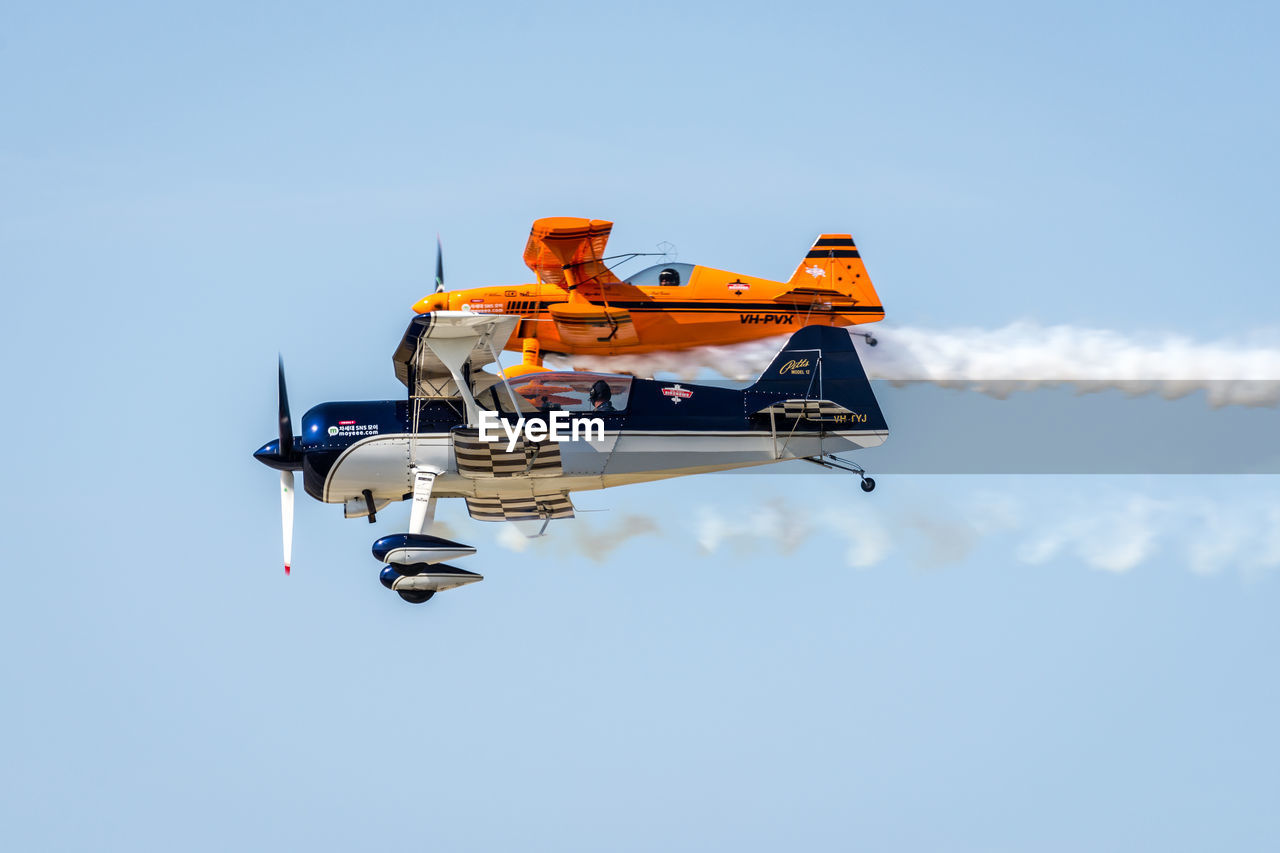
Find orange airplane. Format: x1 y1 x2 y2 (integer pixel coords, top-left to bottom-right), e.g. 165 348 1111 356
411 217 884 376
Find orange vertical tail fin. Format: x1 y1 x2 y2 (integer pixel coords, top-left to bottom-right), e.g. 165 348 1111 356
788 234 883 316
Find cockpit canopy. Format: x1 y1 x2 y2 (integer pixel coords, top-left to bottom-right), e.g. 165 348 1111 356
623 262 695 287
494 372 633 414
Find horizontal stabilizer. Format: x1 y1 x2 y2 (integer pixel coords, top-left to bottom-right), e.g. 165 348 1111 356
754 399 858 421
773 285 862 310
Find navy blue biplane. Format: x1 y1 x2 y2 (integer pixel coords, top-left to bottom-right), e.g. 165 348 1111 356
254 313 887 603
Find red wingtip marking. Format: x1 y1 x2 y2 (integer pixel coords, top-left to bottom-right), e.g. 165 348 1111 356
285 564 291 575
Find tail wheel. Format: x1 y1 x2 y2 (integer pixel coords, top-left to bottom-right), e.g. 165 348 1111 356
860 477 876 493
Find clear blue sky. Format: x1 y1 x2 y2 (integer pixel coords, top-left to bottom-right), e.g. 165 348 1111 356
3 2 1279 850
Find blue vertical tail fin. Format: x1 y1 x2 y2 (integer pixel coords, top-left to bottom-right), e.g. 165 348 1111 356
747 327 887 430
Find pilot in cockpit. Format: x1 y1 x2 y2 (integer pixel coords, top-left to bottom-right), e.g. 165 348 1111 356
658 267 681 287
589 379 616 412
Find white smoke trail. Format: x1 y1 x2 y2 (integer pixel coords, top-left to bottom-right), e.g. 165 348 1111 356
484 481 1280 579
550 323 1280 407
687 484 1280 577
694 499 815 555
493 512 659 564
570 513 659 564
1015 494 1164 573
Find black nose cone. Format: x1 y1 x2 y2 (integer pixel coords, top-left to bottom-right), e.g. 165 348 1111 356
253 439 300 471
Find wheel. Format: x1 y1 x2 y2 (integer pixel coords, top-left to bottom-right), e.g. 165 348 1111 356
397 590 435 604
860 477 876 492
867 336 877 347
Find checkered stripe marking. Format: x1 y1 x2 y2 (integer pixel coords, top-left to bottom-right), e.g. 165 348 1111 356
453 429 563 478
465 495 576 522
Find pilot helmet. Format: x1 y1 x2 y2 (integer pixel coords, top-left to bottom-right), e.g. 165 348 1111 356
588 379 612 403
658 267 680 286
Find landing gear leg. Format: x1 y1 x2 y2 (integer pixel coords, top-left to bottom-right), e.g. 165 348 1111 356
408 467 441 535
521 337 542 369
804 455 877 493
851 331 877 347
378 468 478 605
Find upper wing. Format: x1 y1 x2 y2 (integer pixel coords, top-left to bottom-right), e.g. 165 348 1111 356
522 217 622 290
392 311 520 396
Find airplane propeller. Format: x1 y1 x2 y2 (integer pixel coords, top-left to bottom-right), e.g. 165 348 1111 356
278 354 294 459
277 355 298 575
433 236 445 294
281 469 294 575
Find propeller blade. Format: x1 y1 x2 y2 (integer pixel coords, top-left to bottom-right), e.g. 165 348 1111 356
281 470 295 575
278 355 294 458
434 235 445 293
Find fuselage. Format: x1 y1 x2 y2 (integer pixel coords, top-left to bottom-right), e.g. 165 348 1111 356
255 373 888 513
411 262 885 358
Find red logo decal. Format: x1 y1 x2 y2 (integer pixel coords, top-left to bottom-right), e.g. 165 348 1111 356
661 384 693 404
